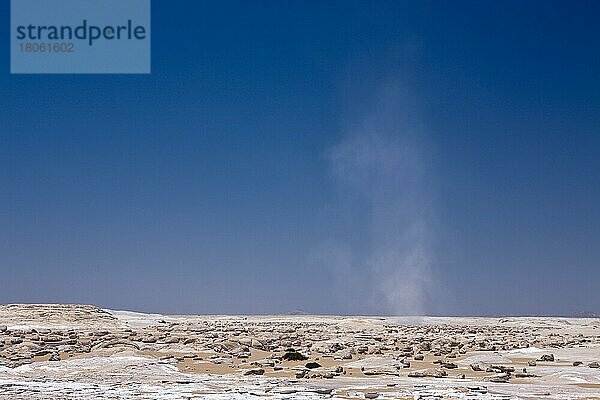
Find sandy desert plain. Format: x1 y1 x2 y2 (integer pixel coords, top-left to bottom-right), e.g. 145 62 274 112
0 304 598 399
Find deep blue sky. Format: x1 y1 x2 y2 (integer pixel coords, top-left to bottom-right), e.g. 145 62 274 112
1 1 598 315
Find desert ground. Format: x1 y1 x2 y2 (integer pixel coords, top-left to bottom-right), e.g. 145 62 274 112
0 304 599 399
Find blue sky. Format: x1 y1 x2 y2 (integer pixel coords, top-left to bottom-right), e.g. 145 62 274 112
1 1 599 315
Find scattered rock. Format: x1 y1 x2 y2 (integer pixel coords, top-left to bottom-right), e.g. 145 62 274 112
470 363 483 371
408 368 447 378
0 304 598 398
305 362 322 369
490 365 515 373
514 372 538 378
487 373 510 383
468 386 488 394
283 351 308 361
243 368 265 376
537 354 554 362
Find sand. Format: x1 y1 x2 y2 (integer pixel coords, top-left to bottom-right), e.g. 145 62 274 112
0 304 599 399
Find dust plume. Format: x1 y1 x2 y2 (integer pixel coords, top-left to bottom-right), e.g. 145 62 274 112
328 84 435 315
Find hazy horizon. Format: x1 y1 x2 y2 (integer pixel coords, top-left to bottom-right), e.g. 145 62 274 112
1 1 599 316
